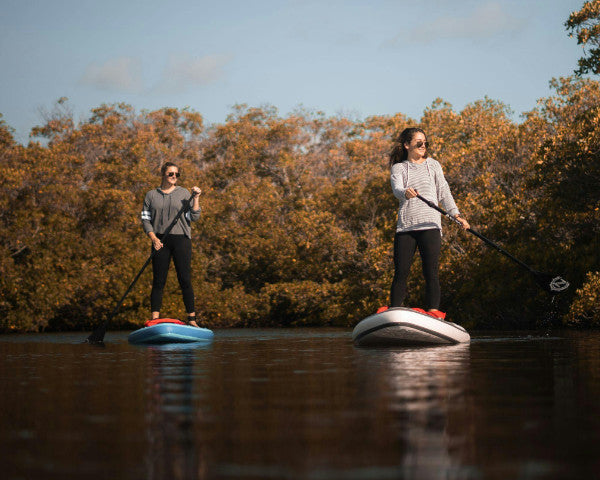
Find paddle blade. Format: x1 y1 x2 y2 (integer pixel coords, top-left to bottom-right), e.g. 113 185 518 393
535 272 570 294
85 324 106 344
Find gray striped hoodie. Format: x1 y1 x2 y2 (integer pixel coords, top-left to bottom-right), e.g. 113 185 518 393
391 158 460 233
141 187 201 238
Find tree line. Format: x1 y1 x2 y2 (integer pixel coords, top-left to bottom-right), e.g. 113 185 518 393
1 74 599 332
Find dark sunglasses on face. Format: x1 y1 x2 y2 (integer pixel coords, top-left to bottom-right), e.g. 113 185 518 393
415 140 429 148
167 172 180 178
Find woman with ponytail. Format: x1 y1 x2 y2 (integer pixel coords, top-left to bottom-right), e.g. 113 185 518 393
387 128 469 318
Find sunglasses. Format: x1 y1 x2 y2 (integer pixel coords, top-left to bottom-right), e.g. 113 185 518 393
166 172 180 178
414 140 429 148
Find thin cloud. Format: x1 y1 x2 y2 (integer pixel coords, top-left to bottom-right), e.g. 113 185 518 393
154 54 232 93
384 2 525 47
80 57 143 93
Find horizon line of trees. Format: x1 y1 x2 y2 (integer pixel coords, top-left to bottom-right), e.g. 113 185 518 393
0 73 599 333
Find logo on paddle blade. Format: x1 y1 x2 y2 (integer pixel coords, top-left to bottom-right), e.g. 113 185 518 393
550 276 569 293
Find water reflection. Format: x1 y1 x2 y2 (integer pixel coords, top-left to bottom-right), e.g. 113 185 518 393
354 344 471 479
142 345 210 480
2 331 600 480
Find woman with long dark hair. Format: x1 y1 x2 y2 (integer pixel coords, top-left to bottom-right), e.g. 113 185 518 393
141 162 202 326
388 127 469 318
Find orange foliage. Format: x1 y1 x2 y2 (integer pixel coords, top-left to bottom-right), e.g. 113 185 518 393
1 78 598 332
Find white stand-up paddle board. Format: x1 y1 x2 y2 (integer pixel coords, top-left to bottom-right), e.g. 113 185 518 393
352 307 470 346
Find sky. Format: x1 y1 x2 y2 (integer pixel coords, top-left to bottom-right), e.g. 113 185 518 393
0 0 586 144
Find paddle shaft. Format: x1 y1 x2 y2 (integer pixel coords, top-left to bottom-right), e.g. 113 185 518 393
86 192 198 344
416 194 536 274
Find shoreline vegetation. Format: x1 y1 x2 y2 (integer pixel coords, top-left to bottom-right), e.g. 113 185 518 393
1 75 599 333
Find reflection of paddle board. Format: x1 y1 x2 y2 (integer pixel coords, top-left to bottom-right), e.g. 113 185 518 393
128 319 214 345
352 307 470 346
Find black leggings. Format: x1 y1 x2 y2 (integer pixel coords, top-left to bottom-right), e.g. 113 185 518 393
390 229 441 310
151 234 195 313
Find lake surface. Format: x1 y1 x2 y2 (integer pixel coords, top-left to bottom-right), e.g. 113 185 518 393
1 329 599 480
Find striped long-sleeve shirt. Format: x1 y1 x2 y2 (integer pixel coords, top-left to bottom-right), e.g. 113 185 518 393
390 158 460 233
141 186 201 239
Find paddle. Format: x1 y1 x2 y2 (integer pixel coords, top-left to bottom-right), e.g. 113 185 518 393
416 194 569 294
85 192 199 344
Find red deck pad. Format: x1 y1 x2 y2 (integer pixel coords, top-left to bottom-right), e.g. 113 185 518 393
144 318 186 327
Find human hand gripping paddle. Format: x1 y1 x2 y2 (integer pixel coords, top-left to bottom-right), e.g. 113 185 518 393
416 194 569 294
85 190 200 344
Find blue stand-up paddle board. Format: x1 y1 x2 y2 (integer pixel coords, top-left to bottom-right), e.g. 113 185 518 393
128 319 214 345
352 307 470 346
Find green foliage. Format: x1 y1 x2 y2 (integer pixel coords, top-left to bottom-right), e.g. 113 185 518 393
566 0 600 75
1 77 599 332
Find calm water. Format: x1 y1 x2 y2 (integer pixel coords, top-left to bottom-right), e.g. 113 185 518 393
1 329 599 480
